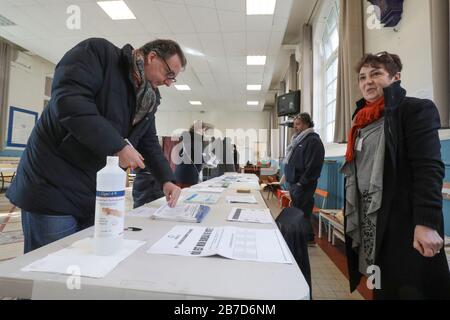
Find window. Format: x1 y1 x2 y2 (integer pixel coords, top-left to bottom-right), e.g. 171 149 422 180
313 0 339 143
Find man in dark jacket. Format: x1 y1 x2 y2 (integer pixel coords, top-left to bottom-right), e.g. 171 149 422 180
283 113 325 244
7 38 186 253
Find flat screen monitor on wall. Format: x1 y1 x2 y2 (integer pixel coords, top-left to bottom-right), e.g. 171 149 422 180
277 90 301 117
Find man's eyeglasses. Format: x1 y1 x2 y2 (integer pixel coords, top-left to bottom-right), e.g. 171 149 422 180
154 50 177 82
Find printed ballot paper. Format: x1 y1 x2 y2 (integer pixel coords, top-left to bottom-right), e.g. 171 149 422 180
127 206 157 218
152 203 210 223
184 193 221 204
148 226 292 264
227 208 273 224
226 195 258 204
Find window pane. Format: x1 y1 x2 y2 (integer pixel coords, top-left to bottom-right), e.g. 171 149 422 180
331 28 339 52
326 123 335 143
326 80 337 104
327 101 336 122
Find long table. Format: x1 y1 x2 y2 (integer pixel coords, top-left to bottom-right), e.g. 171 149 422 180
0 174 309 299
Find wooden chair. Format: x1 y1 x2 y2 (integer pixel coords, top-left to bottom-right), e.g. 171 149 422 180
280 188 329 211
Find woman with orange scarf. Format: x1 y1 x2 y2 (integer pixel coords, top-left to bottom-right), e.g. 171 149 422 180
341 52 450 299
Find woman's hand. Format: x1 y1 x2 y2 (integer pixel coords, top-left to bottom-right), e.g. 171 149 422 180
413 225 444 257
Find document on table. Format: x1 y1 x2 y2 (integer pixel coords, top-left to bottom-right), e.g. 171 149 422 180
184 193 221 204
227 208 273 224
152 203 210 223
190 186 225 193
226 195 258 204
148 225 292 264
127 206 157 218
21 237 145 278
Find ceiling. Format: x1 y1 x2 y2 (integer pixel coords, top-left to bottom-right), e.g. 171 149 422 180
0 0 313 112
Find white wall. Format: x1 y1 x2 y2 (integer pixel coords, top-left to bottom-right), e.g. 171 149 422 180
7 53 55 115
155 110 270 137
155 110 271 163
3 53 55 151
364 0 434 100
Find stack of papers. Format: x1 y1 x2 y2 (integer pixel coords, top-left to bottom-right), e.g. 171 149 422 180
21 237 145 278
152 203 210 223
227 208 273 224
148 225 292 264
190 187 225 193
127 206 157 218
184 193 220 204
226 195 258 204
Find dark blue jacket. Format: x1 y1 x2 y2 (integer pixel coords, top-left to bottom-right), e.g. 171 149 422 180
284 132 325 190
7 38 175 224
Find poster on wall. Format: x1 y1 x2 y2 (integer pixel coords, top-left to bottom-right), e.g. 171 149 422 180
6 106 38 148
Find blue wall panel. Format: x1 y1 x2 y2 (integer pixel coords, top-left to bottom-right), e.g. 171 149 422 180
319 141 450 236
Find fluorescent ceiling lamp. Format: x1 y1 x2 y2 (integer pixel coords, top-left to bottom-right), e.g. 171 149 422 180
247 101 259 106
97 1 136 20
175 85 191 91
189 101 202 105
247 85 262 91
183 47 205 57
246 0 277 15
247 56 266 65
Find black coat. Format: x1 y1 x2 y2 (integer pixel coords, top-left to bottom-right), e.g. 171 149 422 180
345 81 450 299
7 38 175 224
284 132 325 190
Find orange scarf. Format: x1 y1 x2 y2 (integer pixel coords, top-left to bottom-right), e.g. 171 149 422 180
345 96 385 162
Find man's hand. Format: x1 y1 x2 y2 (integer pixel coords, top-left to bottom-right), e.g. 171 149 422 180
116 145 145 170
413 225 444 258
163 182 181 208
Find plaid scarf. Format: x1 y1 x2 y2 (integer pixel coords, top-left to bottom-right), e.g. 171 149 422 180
131 50 157 126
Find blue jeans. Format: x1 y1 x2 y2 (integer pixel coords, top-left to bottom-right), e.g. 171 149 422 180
21 210 88 253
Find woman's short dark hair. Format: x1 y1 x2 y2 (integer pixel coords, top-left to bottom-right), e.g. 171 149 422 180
294 113 314 128
140 39 187 68
355 52 402 77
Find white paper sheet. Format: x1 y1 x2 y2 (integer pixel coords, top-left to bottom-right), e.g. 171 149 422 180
227 208 273 224
184 193 221 204
226 195 258 204
189 187 225 193
127 206 157 218
152 203 209 223
148 226 292 264
21 237 145 278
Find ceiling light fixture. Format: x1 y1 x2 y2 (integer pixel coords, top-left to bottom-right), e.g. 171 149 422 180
97 1 136 20
246 0 277 15
247 56 266 65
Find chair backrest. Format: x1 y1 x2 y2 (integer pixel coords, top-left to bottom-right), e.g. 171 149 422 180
279 160 288 190
314 188 328 210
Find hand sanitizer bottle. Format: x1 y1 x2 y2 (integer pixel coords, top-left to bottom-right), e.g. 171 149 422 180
94 156 126 255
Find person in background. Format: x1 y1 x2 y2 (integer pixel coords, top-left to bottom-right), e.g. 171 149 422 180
175 121 213 188
233 144 240 172
341 52 450 299
132 169 164 209
282 113 325 245
7 38 185 252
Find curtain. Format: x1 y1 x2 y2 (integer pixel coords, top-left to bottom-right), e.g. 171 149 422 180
301 24 313 116
334 0 365 143
0 41 13 150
